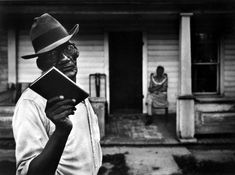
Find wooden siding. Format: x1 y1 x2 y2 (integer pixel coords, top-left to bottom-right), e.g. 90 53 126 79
224 31 235 97
195 102 235 134
73 34 106 96
18 30 41 82
147 33 179 112
194 19 235 135
0 28 8 92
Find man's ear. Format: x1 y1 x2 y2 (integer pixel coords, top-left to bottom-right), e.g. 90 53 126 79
36 57 51 72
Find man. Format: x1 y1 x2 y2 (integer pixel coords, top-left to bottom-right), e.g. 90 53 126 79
145 66 168 125
12 13 102 175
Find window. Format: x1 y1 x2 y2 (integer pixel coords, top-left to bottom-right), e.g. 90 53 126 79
192 33 219 94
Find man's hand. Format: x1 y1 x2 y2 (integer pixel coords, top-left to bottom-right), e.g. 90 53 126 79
45 95 76 134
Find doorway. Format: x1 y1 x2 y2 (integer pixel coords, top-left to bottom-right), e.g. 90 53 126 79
109 32 143 114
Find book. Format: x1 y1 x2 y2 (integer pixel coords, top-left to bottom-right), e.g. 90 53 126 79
29 66 89 105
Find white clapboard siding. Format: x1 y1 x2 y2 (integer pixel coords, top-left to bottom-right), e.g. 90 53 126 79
147 33 179 112
224 33 235 97
73 34 106 96
18 30 41 82
0 28 8 92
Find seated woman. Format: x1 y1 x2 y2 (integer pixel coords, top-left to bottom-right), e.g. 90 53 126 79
146 66 168 125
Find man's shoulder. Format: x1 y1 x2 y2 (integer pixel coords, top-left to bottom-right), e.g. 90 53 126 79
17 88 46 106
13 88 48 126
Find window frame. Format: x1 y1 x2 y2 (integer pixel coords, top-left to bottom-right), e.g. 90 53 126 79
191 32 221 95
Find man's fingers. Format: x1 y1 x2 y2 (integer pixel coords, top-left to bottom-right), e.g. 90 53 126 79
47 95 64 106
53 110 75 121
54 99 76 108
48 98 76 111
53 105 76 114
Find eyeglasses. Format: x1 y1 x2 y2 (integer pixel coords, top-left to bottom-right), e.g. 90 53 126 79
60 42 79 61
43 42 79 65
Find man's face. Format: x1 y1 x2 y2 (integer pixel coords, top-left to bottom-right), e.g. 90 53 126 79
40 42 79 81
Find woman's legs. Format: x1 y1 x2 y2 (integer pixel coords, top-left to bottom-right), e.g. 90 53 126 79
145 94 153 125
147 94 153 116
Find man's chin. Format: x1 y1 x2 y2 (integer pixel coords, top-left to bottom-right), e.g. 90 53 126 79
64 72 77 82
58 67 77 81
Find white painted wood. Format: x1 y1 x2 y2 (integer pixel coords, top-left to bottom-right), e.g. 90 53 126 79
142 32 148 113
18 30 41 82
75 33 106 95
7 29 17 84
104 33 110 113
178 99 195 138
179 14 192 95
147 32 179 112
224 32 235 97
177 13 195 140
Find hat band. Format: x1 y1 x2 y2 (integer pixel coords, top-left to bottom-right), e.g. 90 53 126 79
32 27 68 53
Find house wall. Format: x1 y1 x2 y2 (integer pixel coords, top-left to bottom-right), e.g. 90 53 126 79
74 33 106 96
195 102 235 134
146 23 179 113
7 16 235 115
194 18 235 135
224 24 235 97
0 27 8 92
16 19 180 113
18 30 41 82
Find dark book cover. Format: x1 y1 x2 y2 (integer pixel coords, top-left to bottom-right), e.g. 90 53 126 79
29 66 89 105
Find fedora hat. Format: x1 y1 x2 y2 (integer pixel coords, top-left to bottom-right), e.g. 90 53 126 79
22 13 79 59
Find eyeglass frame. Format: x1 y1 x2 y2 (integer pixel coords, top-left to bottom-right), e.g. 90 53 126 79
42 41 79 67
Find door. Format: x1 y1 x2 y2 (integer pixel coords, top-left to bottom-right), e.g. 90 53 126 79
109 32 142 114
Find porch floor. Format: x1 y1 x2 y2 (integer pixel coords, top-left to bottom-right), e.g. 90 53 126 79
101 113 179 145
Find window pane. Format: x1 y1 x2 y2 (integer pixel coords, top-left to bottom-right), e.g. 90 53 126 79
192 33 217 63
192 65 217 93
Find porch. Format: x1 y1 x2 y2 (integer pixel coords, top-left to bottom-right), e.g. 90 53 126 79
101 113 178 145
101 113 235 146
1 106 235 149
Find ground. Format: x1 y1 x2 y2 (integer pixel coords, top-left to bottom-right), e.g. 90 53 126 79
1 114 235 174
1 145 235 175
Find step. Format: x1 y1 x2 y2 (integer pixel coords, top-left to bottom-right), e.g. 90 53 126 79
0 149 15 162
0 106 15 117
0 117 13 139
0 127 13 139
0 106 14 139
0 117 12 127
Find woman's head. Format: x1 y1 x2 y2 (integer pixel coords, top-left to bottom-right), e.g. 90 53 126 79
156 66 164 76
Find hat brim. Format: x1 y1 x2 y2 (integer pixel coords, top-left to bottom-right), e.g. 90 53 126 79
22 24 79 59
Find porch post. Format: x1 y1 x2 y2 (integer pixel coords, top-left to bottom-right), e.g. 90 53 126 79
177 13 196 142
142 32 148 113
8 28 17 86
